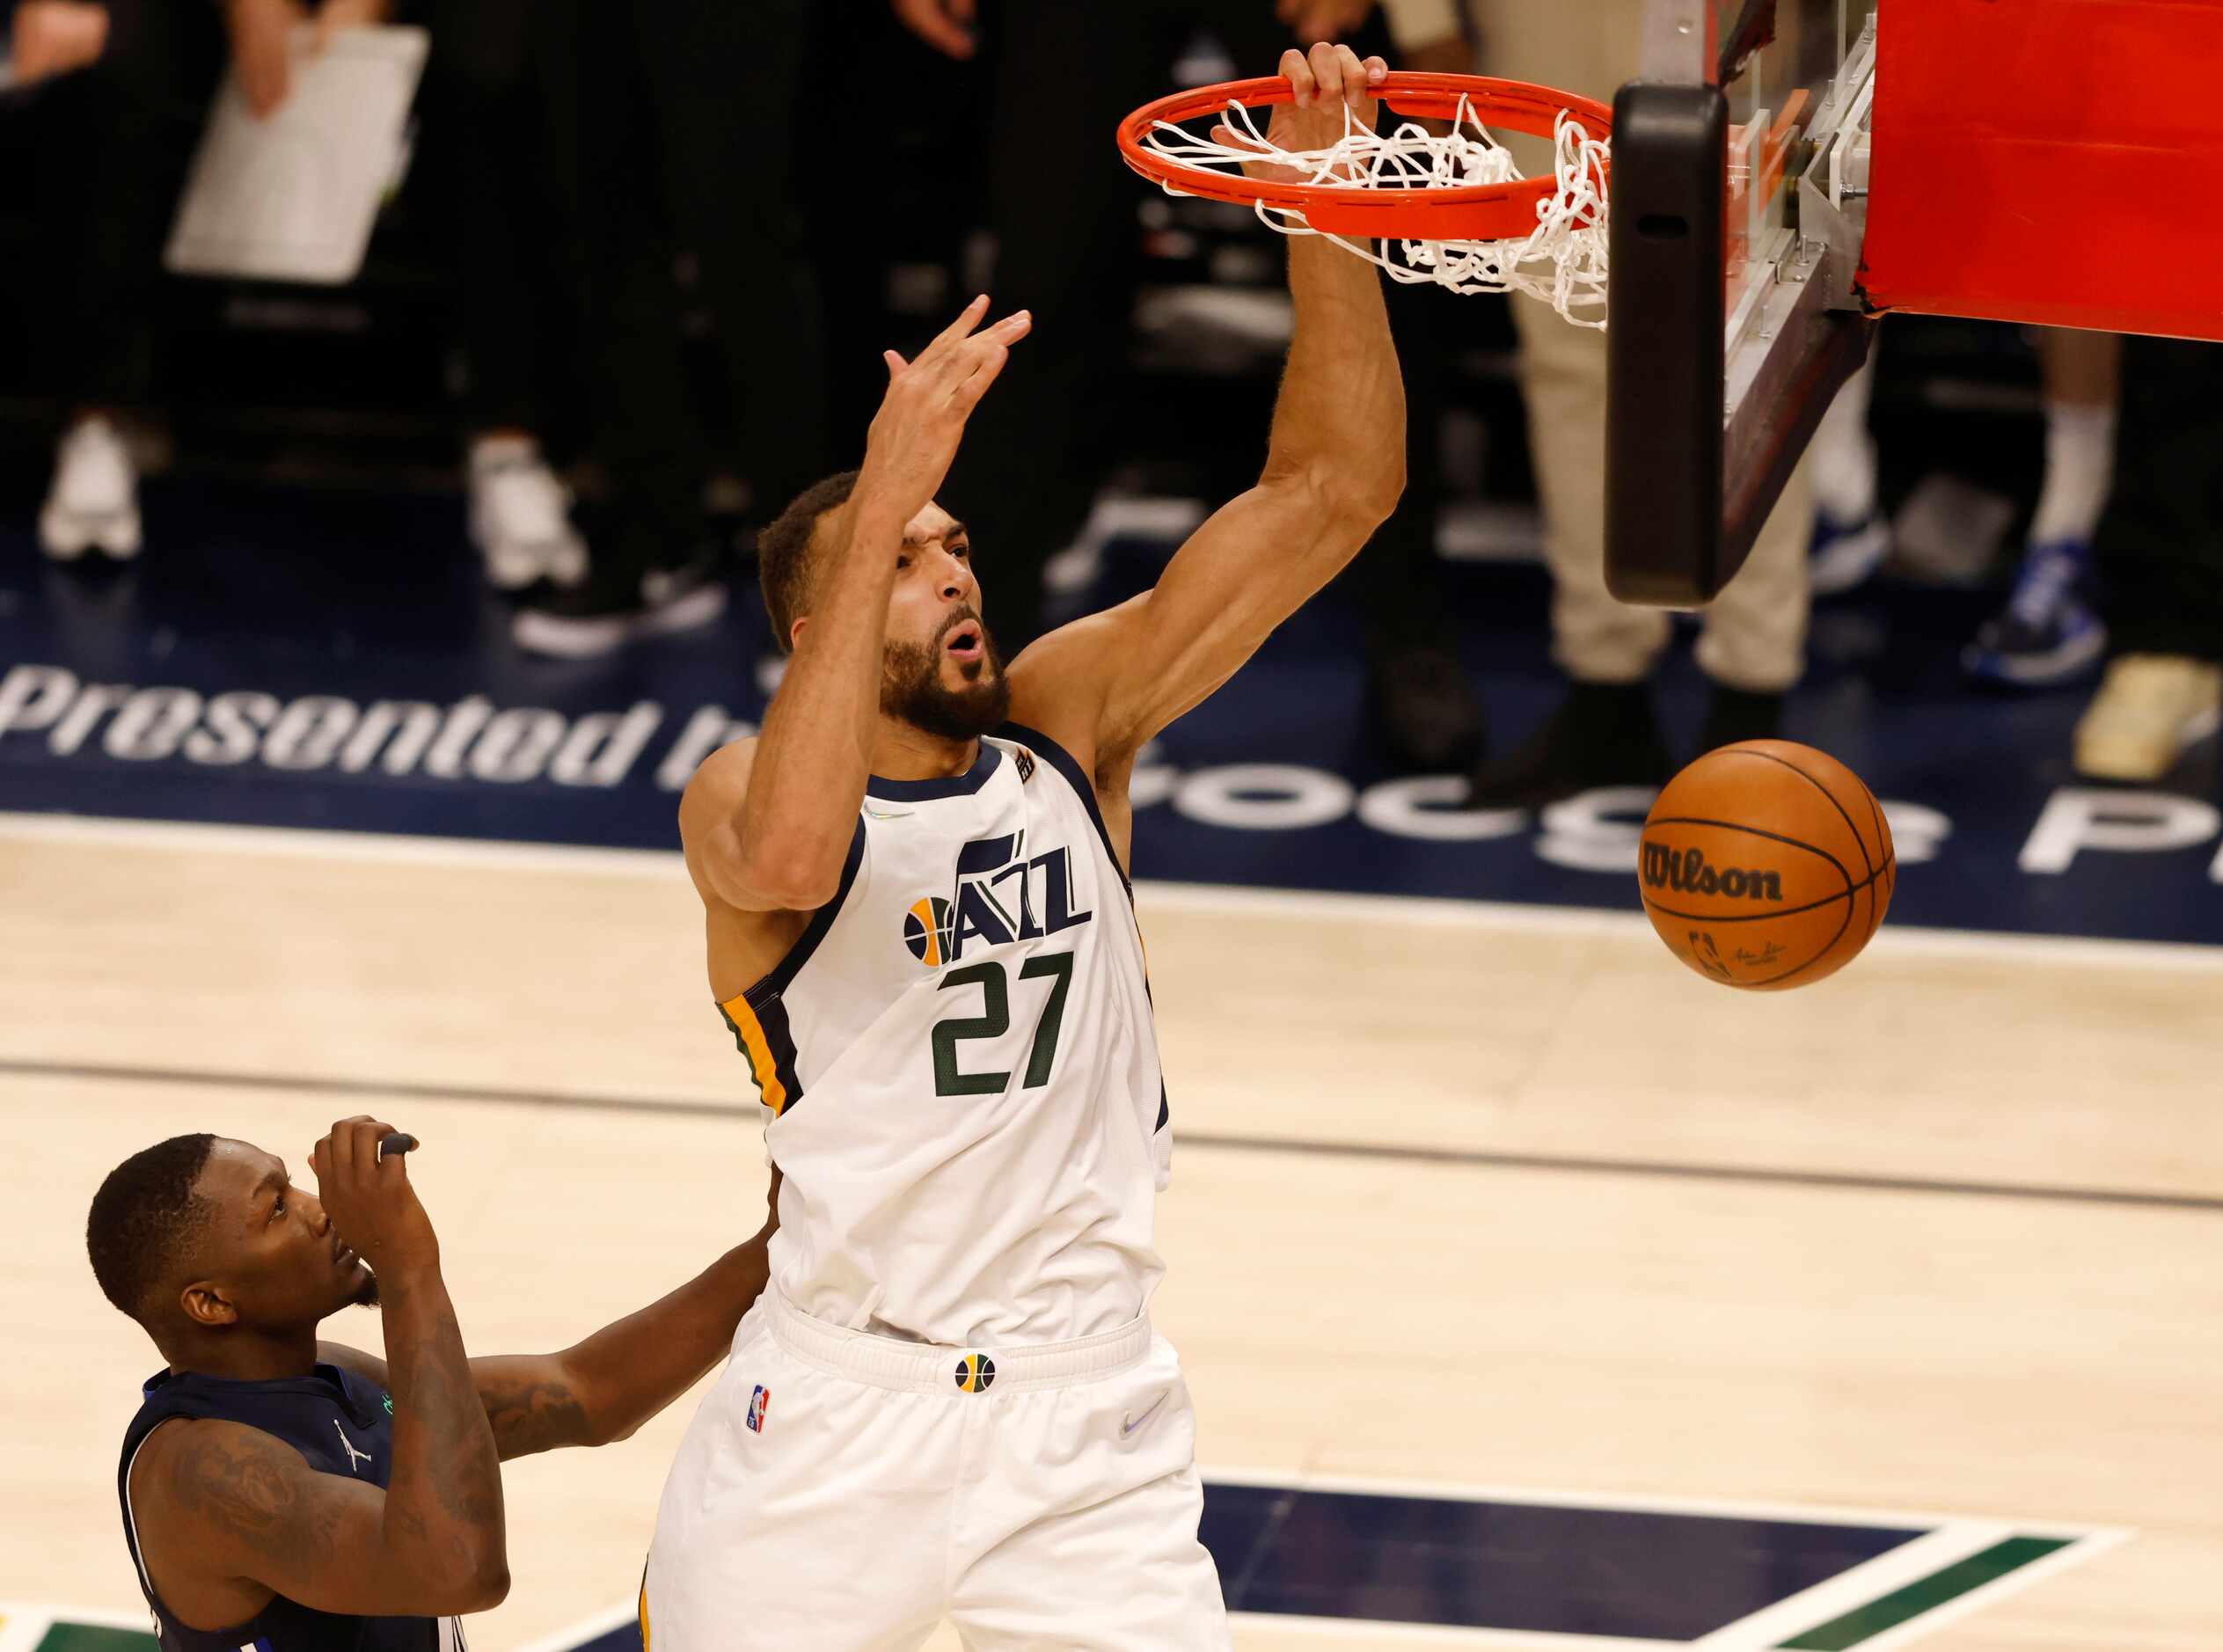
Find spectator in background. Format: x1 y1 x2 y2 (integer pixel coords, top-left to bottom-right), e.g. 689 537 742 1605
1808 328 2122 686
889 0 1486 771
22 0 385 563
511 0 828 658
2071 337 2223 782
1383 0 1814 808
422 0 589 594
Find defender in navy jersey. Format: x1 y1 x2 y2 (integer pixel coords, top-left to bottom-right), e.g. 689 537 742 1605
653 43 1406 1651
88 1119 776 1652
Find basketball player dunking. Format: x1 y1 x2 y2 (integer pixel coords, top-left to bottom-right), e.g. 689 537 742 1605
649 46 1402 1649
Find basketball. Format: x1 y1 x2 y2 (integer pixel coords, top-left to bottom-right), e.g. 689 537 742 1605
1637 740 1895 990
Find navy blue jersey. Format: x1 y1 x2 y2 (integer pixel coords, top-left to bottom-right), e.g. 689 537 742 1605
119 1363 463 1652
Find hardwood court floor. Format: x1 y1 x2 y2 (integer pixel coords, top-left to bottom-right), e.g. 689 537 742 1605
2 815 2218 1650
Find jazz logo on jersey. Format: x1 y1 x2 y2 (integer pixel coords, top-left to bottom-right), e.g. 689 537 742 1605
746 1385 770 1434
954 1354 997 1393
903 830 1092 968
904 896 955 966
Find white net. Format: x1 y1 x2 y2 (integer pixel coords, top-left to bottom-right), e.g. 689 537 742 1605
1142 95 1612 326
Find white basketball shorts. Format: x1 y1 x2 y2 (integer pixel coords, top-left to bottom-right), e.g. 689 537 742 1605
642 1287 1230 1651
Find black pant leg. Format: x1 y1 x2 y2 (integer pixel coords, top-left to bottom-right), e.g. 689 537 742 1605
421 0 563 435
569 13 706 579
2096 337 2223 663
633 0 828 517
33 0 223 411
938 0 1196 649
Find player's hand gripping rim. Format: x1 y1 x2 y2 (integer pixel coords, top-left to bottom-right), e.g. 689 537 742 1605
1214 42 1390 186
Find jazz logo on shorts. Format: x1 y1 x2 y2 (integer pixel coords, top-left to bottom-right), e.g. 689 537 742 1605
746 1385 771 1434
954 1354 997 1394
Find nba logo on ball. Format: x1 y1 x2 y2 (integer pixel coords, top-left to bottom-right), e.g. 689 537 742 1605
1639 740 1896 990
746 1385 770 1433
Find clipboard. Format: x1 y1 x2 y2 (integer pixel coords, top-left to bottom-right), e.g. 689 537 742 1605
165 24 428 285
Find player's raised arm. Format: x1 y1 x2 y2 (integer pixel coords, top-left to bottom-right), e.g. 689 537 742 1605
681 298 1031 916
1009 44 1405 769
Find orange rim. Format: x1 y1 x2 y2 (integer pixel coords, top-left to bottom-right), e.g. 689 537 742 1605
1118 73 1612 243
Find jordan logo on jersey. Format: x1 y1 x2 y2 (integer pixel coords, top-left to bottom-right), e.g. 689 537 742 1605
333 1419 373 1474
902 830 1093 967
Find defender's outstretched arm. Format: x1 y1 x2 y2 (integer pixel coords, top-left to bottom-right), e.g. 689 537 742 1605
322 1204 778 1460
1011 45 1406 770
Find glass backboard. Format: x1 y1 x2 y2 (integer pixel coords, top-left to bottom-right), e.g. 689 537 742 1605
1605 1 1878 606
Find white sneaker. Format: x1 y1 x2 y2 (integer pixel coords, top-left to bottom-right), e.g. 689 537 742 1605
40 417 143 561
468 438 589 590
2073 654 2223 782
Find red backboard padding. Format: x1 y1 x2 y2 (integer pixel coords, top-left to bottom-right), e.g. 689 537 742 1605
1861 0 2223 340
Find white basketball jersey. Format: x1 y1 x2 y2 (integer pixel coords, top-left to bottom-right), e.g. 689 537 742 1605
717 728 1170 1348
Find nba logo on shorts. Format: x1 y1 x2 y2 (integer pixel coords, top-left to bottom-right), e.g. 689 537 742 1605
746 1385 770 1434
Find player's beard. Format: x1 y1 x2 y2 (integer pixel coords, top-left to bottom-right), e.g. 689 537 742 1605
881 610 1011 742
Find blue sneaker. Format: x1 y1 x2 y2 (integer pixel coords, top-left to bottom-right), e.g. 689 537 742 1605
1962 538 2108 686
1809 506 1890 596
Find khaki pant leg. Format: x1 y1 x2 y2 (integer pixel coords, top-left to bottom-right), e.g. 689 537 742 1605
1507 294 1669 683
1694 459 1813 691
1463 0 1811 691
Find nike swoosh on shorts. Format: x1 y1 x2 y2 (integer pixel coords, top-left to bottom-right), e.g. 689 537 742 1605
1122 1392 1170 1437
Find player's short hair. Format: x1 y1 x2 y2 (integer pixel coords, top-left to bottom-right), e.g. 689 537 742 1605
758 470 863 654
87 1133 217 1324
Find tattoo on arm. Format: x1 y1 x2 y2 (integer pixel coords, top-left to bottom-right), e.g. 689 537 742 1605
479 1373 592 1459
403 1319 502 1524
167 1427 342 1571
148 1347 504 1617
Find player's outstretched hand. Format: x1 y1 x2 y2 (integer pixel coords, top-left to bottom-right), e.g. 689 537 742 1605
311 1115 440 1279
1214 43 1388 184
859 295 1031 523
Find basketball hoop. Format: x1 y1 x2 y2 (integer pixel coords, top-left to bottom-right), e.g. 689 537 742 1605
1118 73 1612 325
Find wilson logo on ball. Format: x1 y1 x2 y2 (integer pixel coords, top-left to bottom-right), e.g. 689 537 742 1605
1641 841 1783 902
